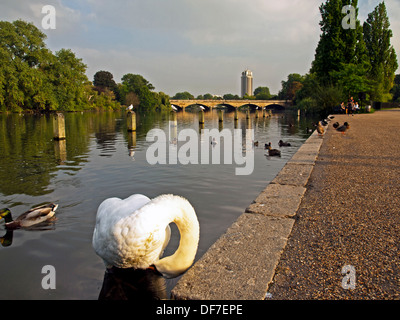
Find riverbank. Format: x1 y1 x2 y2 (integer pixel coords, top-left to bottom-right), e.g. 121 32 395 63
171 110 400 300
171 116 324 300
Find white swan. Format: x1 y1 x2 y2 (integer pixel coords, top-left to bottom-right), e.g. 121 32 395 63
92 194 200 279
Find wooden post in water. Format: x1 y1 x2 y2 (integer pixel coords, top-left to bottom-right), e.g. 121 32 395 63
199 111 205 124
262 108 266 118
53 113 66 140
127 111 136 132
234 108 239 121
218 110 223 122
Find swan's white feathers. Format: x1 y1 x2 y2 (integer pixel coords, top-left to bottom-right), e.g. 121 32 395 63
93 194 199 277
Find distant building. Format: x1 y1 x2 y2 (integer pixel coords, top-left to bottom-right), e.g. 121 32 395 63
241 69 253 97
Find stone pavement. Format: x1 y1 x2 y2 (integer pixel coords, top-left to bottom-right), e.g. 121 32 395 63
172 110 400 300
268 110 400 299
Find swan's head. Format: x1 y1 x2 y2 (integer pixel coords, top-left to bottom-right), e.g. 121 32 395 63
93 194 200 279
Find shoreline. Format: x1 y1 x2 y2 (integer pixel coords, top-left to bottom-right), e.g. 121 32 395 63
171 120 325 300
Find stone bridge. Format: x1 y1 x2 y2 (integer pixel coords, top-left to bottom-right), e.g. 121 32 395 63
170 99 292 110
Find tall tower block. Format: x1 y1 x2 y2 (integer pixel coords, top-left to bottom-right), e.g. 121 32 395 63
241 70 253 97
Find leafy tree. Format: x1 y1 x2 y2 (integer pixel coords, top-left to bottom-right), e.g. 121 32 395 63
279 74 305 100
223 93 240 100
93 71 117 92
390 74 400 102
0 20 116 112
120 73 164 111
310 0 367 85
203 93 213 100
254 87 271 100
172 92 194 100
0 20 53 111
363 2 398 101
330 63 371 99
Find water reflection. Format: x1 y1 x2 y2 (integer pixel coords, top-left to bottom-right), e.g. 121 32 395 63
0 230 13 247
0 109 321 299
98 267 167 300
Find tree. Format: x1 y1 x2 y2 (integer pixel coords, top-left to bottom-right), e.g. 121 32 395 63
254 87 271 100
390 74 400 102
363 2 398 101
330 63 371 99
0 20 116 112
310 0 367 85
93 71 117 92
223 93 240 100
49 48 91 111
120 73 165 111
279 74 305 100
0 20 53 111
172 92 194 100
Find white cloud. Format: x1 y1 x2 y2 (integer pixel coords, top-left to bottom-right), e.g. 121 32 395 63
1 0 399 96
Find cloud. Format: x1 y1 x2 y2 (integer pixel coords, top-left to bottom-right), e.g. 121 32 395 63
1 0 399 96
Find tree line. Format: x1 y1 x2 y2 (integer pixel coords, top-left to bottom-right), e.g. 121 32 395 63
0 20 169 113
277 0 399 114
171 86 276 101
1 1 398 115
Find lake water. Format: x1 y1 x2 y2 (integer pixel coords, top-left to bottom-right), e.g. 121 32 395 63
0 108 318 299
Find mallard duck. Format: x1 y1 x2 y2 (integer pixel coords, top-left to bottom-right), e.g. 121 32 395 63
316 122 325 136
336 122 350 134
320 119 329 126
278 140 291 147
0 203 58 230
333 122 340 129
265 142 281 157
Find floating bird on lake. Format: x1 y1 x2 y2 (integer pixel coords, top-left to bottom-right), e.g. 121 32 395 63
199 106 205 111
92 194 200 279
278 140 291 147
0 203 58 230
171 105 178 112
127 104 134 111
265 142 281 157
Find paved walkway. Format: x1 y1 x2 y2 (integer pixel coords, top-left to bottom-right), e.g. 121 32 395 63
268 110 400 299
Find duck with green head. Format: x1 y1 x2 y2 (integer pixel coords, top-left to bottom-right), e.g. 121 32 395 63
0 204 58 230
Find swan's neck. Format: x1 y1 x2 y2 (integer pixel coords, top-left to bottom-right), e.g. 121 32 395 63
153 196 200 278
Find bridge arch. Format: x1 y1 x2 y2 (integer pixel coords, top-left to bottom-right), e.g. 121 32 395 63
184 104 211 111
265 103 286 111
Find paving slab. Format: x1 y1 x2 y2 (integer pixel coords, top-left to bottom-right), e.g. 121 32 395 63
171 213 295 300
271 163 314 187
246 184 306 218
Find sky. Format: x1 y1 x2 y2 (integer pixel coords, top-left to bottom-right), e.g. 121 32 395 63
1 0 399 97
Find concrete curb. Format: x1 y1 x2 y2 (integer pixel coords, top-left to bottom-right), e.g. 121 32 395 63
171 128 325 300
